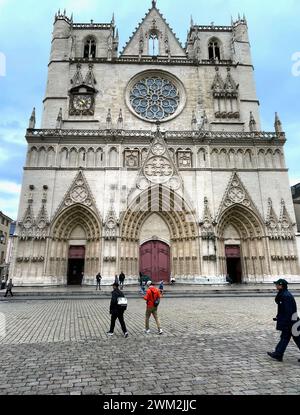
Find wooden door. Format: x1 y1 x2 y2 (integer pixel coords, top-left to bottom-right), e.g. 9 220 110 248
140 241 170 283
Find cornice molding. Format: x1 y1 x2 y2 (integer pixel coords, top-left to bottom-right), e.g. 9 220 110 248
26 128 286 144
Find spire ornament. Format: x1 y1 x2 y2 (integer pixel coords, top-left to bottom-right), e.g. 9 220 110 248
29 108 36 129
274 112 283 134
106 109 112 129
117 109 123 129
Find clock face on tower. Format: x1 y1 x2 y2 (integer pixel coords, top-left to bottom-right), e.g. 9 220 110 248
69 91 95 116
73 95 93 111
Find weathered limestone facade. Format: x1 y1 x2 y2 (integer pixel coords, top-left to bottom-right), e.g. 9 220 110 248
11 2 300 285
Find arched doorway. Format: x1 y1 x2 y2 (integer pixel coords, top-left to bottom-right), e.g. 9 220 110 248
48 204 101 284
140 240 170 283
120 185 199 280
217 205 268 283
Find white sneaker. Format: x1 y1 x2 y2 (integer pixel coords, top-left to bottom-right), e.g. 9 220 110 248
144 329 150 334
107 332 114 336
158 329 163 335
124 332 129 338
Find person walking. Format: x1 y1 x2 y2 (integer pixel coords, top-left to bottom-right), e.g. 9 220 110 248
140 280 146 295
119 271 125 289
143 281 163 335
4 278 13 297
114 274 119 285
267 279 300 362
96 273 102 290
107 282 128 338
159 280 164 297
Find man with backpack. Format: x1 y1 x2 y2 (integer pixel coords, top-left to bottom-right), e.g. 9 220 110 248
107 282 128 338
143 281 163 335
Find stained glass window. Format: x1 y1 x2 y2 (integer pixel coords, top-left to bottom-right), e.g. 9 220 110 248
129 76 180 121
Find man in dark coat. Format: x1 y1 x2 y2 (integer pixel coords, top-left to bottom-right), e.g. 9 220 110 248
119 272 125 289
268 279 300 362
96 273 102 290
4 279 13 297
107 282 128 338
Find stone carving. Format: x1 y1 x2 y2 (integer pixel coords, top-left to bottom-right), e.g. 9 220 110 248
279 199 295 239
177 151 192 168
136 125 183 190
200 197 215 239
217 172 262 220
124 150 140 168
54 171 99 221
152 143 165 156
35 202 50 239
228 185 245 204
211 67 239 119
64 178 92 207
19 199 35 239
104 205 118 240
144 156 173 184
266 198 279 238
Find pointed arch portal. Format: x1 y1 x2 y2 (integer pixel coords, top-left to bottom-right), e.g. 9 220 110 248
216 204 268 283
48 204 102 284
120 185 200 280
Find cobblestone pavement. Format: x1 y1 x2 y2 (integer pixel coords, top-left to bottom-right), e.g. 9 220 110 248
0 296 300 395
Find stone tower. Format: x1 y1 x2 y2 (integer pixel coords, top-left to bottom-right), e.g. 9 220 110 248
11 2 299 286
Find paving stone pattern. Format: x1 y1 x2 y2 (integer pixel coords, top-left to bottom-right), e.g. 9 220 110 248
0 297 300 395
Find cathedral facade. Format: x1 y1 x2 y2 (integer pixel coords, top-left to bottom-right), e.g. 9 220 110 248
11 1 300 286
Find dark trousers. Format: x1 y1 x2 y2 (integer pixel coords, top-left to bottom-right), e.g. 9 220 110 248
4 289 13 297
96 282 101 290
110 311 127 334
275 327 300 357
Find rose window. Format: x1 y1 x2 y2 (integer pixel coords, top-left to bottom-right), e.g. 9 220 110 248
129 76 180 121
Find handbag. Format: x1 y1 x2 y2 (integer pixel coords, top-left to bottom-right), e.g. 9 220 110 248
117 296 128 308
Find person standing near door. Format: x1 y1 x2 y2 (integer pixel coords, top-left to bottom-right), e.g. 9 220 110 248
96 273 102 290
119 271 125 289
143 281 163 335
267 279 300 362
107 282 128 338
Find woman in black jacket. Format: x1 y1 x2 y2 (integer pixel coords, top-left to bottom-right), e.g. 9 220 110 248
107 282 128 338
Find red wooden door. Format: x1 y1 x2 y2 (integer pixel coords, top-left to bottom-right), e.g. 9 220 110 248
140 241 170 283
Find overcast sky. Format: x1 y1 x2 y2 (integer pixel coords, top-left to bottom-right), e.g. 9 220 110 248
0 0 299 219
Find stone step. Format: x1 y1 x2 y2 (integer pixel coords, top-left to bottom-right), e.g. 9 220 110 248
2 284 300 300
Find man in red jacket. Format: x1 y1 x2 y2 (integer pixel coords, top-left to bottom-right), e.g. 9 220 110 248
143 281 163 335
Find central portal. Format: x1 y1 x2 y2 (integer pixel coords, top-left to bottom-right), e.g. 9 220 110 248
140 240 170 283
67 245 85 285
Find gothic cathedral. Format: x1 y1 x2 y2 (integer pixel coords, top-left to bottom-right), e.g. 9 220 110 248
11 1 300 286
